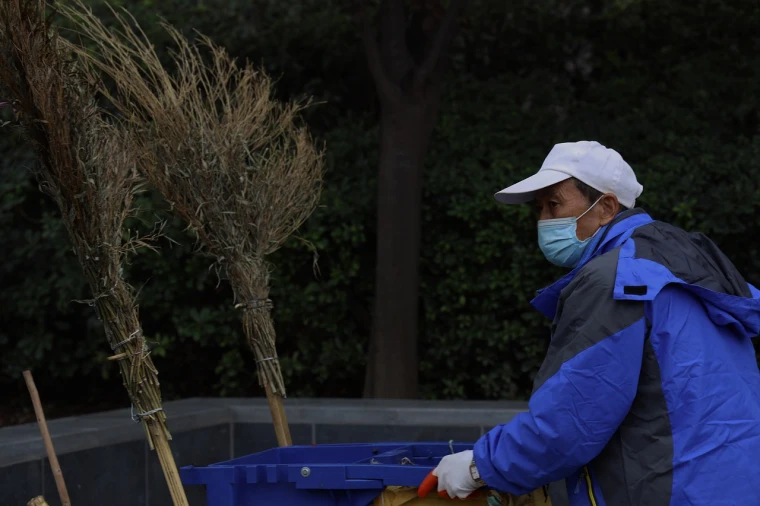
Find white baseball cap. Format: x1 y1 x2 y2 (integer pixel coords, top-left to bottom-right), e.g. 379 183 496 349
494 141 643 209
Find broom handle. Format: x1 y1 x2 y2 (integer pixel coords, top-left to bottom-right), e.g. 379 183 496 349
22 371 71 506
146 419 190 506
265 384 292 446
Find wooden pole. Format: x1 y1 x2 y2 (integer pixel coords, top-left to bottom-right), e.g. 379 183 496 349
22 371 71 506
265 384 292 446
146 419 190 506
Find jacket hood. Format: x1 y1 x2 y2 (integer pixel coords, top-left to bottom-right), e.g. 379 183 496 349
614 218 760 339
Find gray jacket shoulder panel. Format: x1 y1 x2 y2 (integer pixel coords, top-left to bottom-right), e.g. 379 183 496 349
532 247 645 393
561 245 621 300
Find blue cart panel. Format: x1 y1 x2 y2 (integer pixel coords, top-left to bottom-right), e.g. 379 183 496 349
180 442 475 506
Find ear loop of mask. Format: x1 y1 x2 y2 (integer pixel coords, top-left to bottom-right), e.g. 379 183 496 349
578 195 606 241
577 195 605 222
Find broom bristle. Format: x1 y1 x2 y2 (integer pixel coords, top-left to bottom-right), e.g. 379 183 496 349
0 0 170 442
59 0 326 396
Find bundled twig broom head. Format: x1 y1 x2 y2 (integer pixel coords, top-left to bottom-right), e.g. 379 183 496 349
59 1 325 404
0 0 169 444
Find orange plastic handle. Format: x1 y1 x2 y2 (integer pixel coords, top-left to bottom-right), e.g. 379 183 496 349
417 470 481 500
418 470 438 498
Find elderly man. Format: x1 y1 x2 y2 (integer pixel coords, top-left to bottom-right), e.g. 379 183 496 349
431 141 760 505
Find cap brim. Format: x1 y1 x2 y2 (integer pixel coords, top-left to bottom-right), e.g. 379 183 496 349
494 169 571 204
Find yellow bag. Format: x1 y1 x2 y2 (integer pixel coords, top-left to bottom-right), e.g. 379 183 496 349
372 486 552 506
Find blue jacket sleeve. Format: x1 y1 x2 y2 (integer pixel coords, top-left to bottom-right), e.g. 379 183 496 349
473 264 647 495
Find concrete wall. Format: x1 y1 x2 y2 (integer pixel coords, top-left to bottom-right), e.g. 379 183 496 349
0 397 531 506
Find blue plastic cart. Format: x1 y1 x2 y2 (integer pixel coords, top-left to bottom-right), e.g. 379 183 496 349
179 442 474 506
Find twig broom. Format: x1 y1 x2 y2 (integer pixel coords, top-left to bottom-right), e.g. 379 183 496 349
60 1 325 446
0 1 188 504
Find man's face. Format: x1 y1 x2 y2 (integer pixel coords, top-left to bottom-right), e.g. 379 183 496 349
535 179 613 241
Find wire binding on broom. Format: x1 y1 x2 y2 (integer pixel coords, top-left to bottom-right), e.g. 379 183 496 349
131 405 165 423
110 345 150 362
256 356 278 364
111 329 142 350
235 298 274 311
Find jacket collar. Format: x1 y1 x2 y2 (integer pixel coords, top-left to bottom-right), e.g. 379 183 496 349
530 208 654 319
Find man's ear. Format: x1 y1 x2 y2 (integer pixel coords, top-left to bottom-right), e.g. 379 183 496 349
598 194 620 226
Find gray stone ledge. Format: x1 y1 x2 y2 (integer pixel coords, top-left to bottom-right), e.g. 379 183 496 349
0 397 528 468
231 402 527 427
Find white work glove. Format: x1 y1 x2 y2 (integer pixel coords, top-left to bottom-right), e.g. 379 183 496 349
432 449 480 499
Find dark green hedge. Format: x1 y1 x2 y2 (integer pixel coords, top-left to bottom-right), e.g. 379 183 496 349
2 0 760 417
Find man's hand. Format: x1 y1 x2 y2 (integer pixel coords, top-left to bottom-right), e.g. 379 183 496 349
432 449 480 499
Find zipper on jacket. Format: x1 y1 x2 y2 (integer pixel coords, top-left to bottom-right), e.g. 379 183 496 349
582 466 598 506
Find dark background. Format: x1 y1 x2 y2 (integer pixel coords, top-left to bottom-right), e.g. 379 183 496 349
2 0 760 425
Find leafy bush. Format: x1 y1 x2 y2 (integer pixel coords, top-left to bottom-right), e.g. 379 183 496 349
2 0 760 419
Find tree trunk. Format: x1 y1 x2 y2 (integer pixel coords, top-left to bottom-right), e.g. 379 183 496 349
361 0 466 398
365 102 439 398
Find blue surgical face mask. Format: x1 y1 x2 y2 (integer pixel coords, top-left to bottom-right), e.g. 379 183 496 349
537 196 603 268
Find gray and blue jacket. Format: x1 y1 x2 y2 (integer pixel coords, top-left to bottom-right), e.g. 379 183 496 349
473 209 760 505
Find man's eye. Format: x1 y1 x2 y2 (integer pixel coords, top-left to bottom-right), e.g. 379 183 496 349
549 201 559 208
